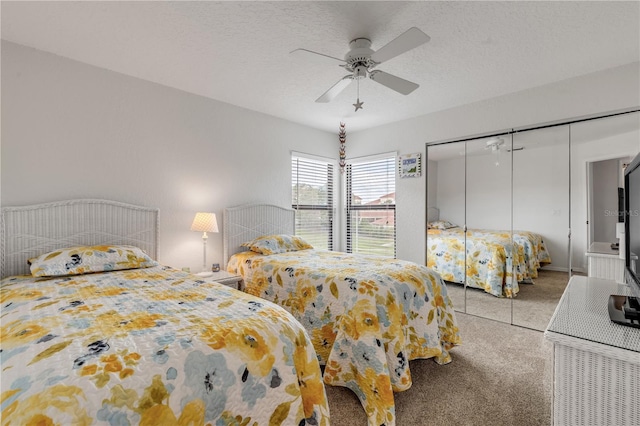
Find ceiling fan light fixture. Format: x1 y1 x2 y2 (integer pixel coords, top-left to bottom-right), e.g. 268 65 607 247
292 27 430 105
486 137 504 152
485 137 504 166
353 65 368 79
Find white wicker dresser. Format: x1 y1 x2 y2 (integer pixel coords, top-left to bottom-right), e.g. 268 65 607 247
544 275 640 426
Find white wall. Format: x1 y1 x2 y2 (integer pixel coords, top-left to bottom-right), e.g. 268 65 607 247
1 41 337 271
346 62 640 264
433 146 514 230
511 140 571 271
465 148 512 230
434 156 465 226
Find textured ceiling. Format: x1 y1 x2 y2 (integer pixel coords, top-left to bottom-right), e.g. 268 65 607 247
2 1 639 133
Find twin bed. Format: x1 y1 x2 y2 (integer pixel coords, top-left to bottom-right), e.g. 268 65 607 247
426 208 551 298
223 204 460 426
0 200 329 425
2 200 460 426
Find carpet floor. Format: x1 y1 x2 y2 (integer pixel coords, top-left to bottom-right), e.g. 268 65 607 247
325 312 553 425
445 269 571 331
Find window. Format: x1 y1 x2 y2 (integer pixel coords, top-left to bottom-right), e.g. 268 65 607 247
346 155 396 257
291 153 334 250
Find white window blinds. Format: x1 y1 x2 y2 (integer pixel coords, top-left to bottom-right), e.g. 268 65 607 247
291 154 334 250
346 155 396 257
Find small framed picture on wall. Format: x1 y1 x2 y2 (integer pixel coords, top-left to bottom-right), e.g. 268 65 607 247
399 153 421 178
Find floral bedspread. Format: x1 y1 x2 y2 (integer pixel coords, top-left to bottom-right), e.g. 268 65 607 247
510 230 552 276
427 228 551 297
0 266 329 425
228 250 461 426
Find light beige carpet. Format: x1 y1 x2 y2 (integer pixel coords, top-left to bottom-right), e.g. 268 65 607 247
445 269 571 331
325 312 553 425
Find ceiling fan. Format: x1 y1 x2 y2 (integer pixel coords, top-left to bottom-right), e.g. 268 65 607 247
291 27 430 108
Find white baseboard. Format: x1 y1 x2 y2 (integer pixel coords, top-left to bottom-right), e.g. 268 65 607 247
540 265 580 273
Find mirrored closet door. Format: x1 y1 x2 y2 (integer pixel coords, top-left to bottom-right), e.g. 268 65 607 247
463 135 513 324
426 132 520 325
511 126 570 330
427 131 570 331
426 109 639 331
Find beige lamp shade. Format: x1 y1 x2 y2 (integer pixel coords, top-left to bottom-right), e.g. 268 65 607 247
190 212 219 233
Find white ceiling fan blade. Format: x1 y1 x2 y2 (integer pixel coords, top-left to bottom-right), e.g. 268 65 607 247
290 48 346 65
370 27 430 64
315 76 353 103
369 70 419 95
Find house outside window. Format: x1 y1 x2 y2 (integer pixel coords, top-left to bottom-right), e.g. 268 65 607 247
346 154 396 257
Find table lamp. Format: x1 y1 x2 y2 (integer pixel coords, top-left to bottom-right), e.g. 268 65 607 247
190 212 218 277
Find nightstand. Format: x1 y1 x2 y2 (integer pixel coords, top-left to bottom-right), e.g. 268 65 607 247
208 270 243 290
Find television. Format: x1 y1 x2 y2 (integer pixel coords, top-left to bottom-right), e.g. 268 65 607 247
624 152 640 295
608 151 640 328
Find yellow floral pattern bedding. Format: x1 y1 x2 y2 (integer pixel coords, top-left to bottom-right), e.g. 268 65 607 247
510 230 552 276
27 245 158 277
427 227 551 297
0 266 329 425
227 250 461 426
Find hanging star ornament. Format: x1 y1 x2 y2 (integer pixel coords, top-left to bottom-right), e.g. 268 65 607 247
353 98 364 112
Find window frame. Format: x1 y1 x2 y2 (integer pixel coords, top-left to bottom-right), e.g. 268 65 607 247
291 151 336 251
345 152 397 257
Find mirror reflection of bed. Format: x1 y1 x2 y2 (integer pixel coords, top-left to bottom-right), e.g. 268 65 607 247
426 110 640 332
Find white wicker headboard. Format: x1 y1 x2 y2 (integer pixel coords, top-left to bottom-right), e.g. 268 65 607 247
223 204 295 266
1 199 159 278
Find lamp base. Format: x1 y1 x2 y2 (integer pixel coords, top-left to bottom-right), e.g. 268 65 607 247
195 271 213 278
